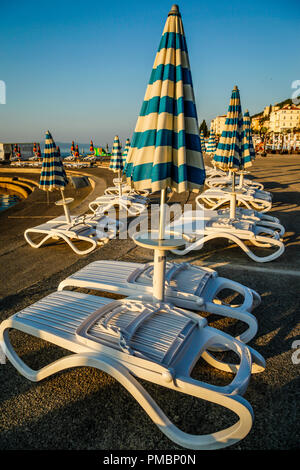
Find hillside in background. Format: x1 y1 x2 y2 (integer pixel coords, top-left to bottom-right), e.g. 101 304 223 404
252 97 300 118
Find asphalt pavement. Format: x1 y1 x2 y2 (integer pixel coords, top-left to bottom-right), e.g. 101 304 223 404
0 156 299 452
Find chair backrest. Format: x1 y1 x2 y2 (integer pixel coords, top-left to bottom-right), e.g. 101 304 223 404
130 262 214 296
76 299 198 367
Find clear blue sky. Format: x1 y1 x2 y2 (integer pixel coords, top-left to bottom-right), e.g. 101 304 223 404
0 0 299 146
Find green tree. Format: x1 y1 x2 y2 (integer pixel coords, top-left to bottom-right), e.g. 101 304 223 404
199 120 209 137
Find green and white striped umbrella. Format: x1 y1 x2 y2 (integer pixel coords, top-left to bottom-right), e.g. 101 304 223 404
213 85 251 171
125 4 205 193
109 135 123 172
122 138 131 168
200 130 206 153
243 110 256 163
39 130 68 191
206 128 217 156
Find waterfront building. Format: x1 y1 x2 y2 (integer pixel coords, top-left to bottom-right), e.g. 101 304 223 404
210 115 226 136
268 104 300 133
0 142 34 161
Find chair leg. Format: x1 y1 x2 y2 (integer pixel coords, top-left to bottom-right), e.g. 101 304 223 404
171 231 284 263
0 321 255 450
256 221 285 237
24 229 98 255
24 230 54 249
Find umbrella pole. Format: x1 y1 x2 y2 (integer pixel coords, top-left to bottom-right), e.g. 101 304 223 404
230 172 236 219
153 189 167 303
159 189 166 239
118 169 122 197
60 189 71 224
238 171 244 189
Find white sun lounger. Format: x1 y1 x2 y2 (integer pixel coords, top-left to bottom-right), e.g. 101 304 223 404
197 188 273 213
195 207 285 237
105 177 150 198
58 260 261 346
0 289 265 450
205 174 264 191
89 194 149 217
165 211 285 263
24 214 122 255
204 166 227 178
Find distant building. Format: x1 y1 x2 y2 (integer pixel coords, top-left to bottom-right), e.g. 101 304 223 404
269 104 300 133
251 102 300 134
210 115 226 136
263 105 272 116
0 142 34 161
251 115 263 132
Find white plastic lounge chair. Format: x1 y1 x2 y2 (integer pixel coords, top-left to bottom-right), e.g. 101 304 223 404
205 172 264 191
89 193 149 217
24 214 122 255
197 187 273 213
58 259 261 346
0 289 265 450
105 177 150 198
165 211 285 263
204 166 227 178
195 207 285 237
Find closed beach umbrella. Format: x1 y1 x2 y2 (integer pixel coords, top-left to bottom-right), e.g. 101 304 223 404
122 138 130 168
39 131 68 191
36 144 42 160
282 135 287 151
206 128 217 156
213 85 250 218
90 140 94 154
74 144 79 159
125 5 205 193
39 130 70 220
109 135 123 172
200 130 206 153
293 135 297 151
243 110 255 163
13 144 19 160
272 136 276 152
213 85 250 171
33 142 37 156
277 136 282 151
125 4 205 300
70 141 75 154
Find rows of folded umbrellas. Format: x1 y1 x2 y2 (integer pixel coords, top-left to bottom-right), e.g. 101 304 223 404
1 5 286 450
10 142 95 169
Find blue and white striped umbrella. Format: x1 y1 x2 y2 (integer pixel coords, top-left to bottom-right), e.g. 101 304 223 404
122 138 131 168
282 135 287 151
109 135 123 172
199 130 206 153
39 130 68 191
206 128 217 156
213 86 251 171
125 4 205 193
243 109 255 163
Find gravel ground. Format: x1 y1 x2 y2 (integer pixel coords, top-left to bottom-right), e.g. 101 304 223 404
0 156 299 453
